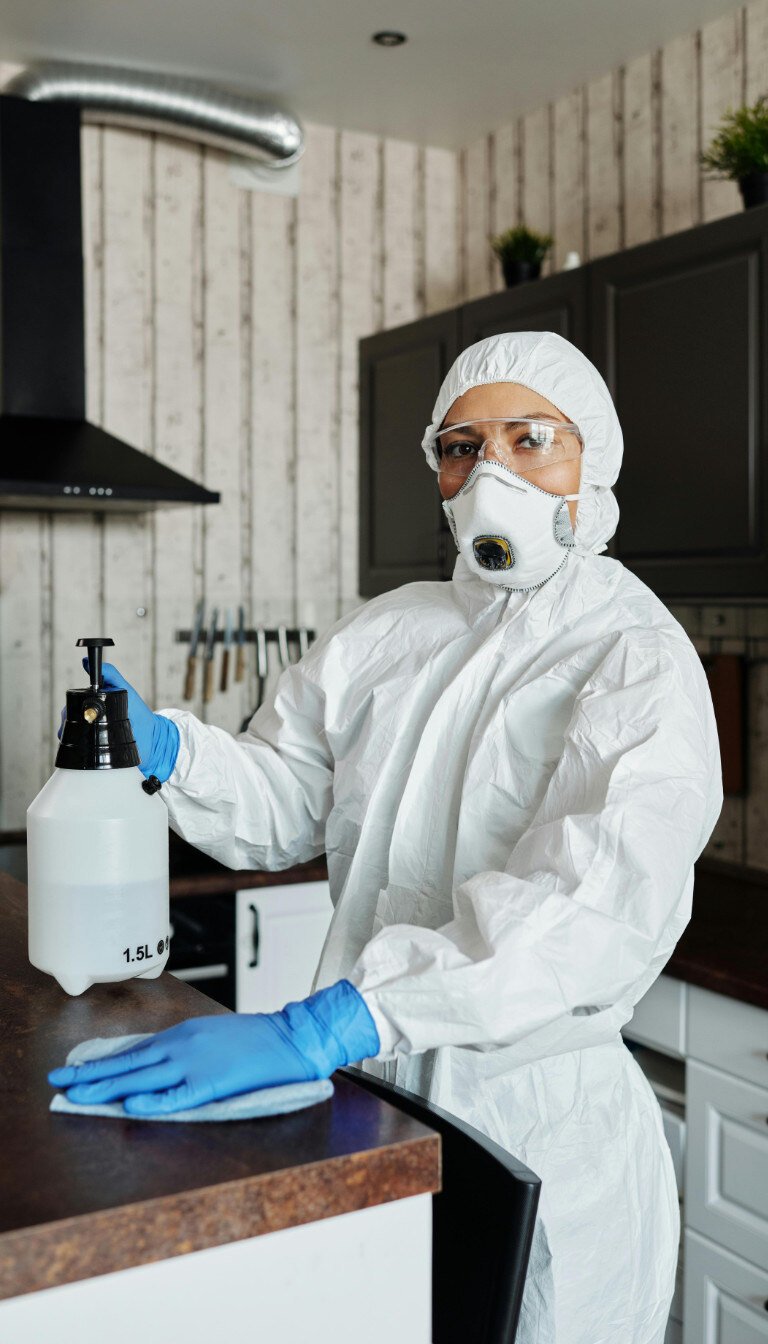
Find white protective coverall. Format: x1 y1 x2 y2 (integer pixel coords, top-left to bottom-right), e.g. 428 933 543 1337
160 331 723 1344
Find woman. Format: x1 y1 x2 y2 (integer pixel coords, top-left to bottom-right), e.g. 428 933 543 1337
50 331 723 1343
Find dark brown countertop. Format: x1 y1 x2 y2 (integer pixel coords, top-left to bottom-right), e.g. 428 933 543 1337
0 873 440 1301
168 832 328 896
667 855 768 1012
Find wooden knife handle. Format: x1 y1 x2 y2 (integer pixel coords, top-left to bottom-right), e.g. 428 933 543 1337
203 658 215 703
220 648 230 694
235 644 245 682
183 655 197 701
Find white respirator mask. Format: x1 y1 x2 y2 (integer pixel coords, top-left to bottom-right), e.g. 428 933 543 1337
442 460 583 591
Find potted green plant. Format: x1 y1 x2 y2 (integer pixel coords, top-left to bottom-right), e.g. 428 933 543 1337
490 225 554 286
700 94 768 208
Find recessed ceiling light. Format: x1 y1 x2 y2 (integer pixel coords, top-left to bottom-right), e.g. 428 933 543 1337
372 31 408 47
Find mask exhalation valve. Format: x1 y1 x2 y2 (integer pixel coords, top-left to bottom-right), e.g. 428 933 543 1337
473 536 514 571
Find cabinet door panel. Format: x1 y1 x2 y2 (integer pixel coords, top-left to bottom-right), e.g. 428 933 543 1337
685 1060 768 1270
459 269 587 350
683 1229 768 1344
359 310 459 596
235 883 334 1014
590 205 768 597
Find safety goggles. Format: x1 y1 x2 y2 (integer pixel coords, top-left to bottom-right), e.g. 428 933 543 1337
429 418 583 486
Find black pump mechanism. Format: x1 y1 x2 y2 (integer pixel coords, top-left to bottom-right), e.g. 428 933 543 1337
55 637 141 771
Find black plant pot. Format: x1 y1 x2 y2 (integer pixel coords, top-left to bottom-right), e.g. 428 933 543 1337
738 172 768 208
501 258 542 287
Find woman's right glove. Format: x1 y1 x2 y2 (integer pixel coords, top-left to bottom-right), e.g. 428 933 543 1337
58 662 180 783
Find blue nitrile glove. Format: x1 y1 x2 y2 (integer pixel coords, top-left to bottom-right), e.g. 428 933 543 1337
65 660 179 782
47 980 380 1116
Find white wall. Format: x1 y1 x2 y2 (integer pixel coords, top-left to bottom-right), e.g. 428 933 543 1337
0 58 461 827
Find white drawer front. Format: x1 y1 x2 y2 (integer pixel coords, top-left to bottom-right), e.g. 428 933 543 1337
623 974 687 1057
685 1060 768 1270
683 1229 768 1344
688 985 768 1089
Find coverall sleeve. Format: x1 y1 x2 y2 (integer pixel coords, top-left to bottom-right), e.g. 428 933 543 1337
157 656 333 871
347 634 724 1059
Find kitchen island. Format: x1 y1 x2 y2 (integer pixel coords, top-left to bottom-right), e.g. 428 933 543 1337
0 873 440 1344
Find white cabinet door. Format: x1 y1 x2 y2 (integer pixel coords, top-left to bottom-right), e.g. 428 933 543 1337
687 986 768 1091
622 974 687 1057
685 1060 768 1271
683 1229 768 1344
235 883 334 1013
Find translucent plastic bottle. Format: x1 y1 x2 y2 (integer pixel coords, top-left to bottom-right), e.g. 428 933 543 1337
27 637 170 996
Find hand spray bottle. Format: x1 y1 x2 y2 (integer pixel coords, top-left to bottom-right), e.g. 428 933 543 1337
27 637 170 996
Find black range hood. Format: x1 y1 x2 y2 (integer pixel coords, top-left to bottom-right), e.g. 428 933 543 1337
0 95 219 511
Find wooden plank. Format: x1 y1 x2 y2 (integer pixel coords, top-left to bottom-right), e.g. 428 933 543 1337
462 134 492 301
586 70 623 258
700 9 745 223
0 515 49 825
424 145 461 315
623 51 659 247
249 185 297 715
294 122 340 638
47 123 105 774
383 137 422 324
100 129 155 696
745 0 768 102
521 105 553 273
552 89 586 271
200 149 247 734
660 31 700 235
152 136 205 719
339 131 379 616
489 121 518 291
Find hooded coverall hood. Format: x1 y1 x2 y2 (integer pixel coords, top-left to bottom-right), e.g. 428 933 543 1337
421 329 623 558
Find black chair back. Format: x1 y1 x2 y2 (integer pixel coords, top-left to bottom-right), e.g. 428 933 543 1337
344 1066 541 1344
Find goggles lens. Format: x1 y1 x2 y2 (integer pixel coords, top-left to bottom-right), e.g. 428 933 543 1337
433 418 583 485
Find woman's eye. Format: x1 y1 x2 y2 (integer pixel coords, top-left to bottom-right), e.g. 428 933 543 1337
518 432 551 451
445 440 478 459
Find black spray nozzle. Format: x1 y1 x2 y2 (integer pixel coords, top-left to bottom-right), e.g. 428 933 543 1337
76 637 115 691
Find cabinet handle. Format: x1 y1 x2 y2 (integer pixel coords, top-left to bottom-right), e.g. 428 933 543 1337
248 902 260 968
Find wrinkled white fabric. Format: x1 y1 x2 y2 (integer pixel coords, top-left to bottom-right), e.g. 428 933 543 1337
159 330 722 1344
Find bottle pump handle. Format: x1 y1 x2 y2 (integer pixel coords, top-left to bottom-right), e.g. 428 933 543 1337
76 637 115 691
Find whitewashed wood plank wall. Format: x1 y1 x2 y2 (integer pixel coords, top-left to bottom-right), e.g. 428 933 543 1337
0 63 462 826
3 2 768 868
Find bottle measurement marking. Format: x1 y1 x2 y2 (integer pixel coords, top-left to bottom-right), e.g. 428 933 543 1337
122 935 169 964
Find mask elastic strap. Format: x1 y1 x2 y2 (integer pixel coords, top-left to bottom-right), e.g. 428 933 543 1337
562 492 582 501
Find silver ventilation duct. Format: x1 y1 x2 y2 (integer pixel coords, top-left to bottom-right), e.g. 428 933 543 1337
5 60 304 168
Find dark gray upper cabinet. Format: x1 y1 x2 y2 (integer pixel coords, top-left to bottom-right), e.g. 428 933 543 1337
460 268 588 349
360 206 768 599
589 205 768 597
359 309 459 597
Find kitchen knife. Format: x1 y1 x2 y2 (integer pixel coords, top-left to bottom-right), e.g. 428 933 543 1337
239 626 268 732
220 608 233 694
203 607 219 704
183 599 206 700
277 623 291 670
235 605 246 683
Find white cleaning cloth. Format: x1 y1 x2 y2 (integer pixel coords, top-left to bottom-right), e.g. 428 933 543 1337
50 1033 334 1122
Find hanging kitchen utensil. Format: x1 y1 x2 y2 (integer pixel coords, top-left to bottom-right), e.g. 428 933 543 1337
220 608 233 694
239 626 269 732
183 598 206 700
235 605 246 683
203 608 219 704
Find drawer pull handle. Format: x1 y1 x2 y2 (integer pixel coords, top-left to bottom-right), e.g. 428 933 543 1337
248 902 260 968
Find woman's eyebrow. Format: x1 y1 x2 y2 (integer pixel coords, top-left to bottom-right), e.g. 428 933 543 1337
441 411 564 430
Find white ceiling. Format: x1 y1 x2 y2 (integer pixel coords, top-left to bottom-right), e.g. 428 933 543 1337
0 0 742 149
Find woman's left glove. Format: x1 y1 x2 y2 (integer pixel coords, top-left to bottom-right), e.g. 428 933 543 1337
47 980 380 1116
